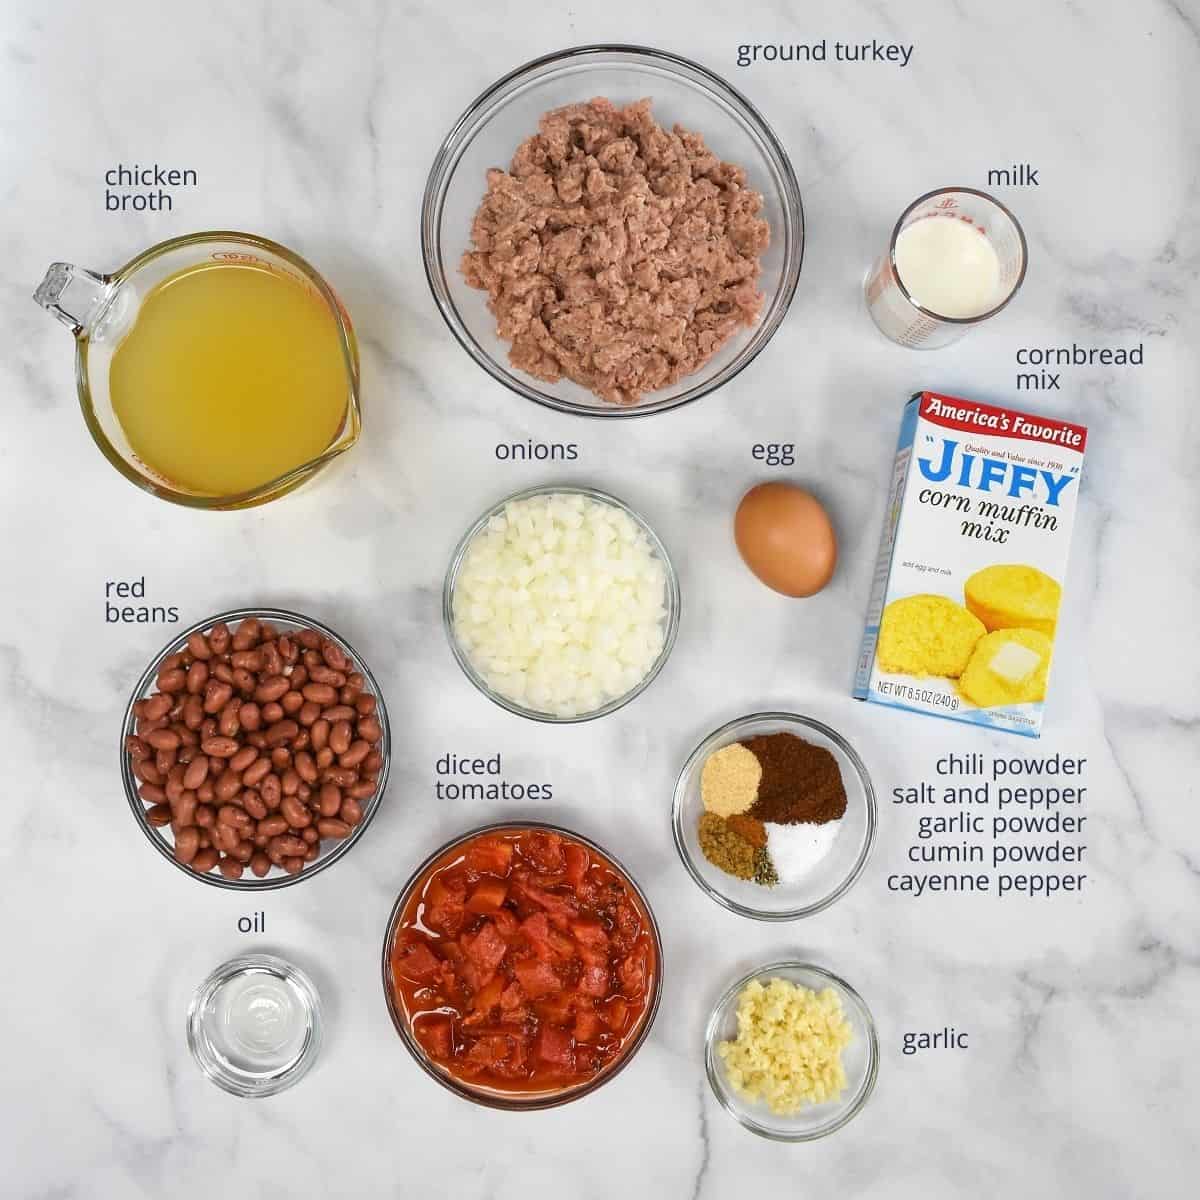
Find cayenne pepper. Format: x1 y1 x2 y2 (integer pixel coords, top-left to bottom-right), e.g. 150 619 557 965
744 733 847 824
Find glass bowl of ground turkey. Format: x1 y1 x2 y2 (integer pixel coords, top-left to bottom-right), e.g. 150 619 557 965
672 713 876 920
423 44 804 418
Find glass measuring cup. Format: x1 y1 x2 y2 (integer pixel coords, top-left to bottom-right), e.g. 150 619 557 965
864 187 1027 349
34 232 361 509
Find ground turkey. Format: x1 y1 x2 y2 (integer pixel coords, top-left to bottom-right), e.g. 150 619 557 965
461 97 771 406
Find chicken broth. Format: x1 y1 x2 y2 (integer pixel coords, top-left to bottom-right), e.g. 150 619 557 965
109 260 349 496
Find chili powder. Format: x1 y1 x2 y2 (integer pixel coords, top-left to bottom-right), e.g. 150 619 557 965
744 733 847 824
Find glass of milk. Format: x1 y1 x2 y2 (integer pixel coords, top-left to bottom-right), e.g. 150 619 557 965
864 188 1027 348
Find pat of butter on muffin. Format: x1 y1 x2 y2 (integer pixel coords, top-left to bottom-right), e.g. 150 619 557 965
959 628 1052 707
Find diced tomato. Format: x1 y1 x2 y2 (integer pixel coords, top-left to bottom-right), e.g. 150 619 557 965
579 962 609 997
534 1024 575 1068
464 838 514 876
500 982 527 1017
415 1014 453 1059
617 948 647 999
571 918 609 955
462 920 508 978
520 830 565 872
521 911 552 958
465 876 509 913
465 974 505 1023
424 876 467 936
465 1034 512 1070
612 900 641 952
563 843 589 890
492 908 520 939
516 881 579 928
573 1004 604 1043
604 997 629 1031
533 993 574 1025
513 957 563 999
392 939 443 985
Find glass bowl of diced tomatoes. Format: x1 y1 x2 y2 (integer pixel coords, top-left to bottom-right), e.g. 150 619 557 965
382 822 664 1109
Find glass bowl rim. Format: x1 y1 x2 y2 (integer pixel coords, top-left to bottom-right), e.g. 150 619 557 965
380 818 665 1111
442 482 681 723
703 958 879 1141
72 230 361 510
886 186 1029 325
120 605 391 890
421 42 805 419
186 952 324 1098
671 711 877 920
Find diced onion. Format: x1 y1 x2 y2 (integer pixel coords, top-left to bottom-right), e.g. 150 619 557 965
452 493 669 717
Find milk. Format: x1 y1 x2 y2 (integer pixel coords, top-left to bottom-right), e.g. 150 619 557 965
893 217 1001 318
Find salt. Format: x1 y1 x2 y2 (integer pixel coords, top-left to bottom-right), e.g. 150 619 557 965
766 821 842 884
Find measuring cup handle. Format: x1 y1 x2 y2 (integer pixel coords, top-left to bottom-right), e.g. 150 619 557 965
33 262 112 335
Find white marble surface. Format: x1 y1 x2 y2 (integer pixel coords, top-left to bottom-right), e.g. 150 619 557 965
3 1 1198 1196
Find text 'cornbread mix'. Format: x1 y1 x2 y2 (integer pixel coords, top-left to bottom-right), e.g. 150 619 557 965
854 391 1087 738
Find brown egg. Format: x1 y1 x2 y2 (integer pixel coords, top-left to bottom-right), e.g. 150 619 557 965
734 482 837 598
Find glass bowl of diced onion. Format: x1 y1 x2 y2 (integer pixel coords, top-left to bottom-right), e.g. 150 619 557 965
443 484 681 723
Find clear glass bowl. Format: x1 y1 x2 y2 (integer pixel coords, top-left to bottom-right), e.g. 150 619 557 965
187 953 323 1097
705 960 878 1140
422 44 804 417
380 820 664 1110
672 713 876 920
121 607 390 890
443 484 681 723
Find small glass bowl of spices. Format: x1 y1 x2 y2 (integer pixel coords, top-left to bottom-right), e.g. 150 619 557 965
704 960 878 1140
672 712 876 919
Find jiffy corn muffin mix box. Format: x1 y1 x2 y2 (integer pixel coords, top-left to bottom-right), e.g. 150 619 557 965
854 392 1087 737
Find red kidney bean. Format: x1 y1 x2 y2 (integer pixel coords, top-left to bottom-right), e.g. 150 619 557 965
339 740 370 769
183 756 209 791
134 758 162 787
174 827 200 864
280 794 310 828
146 803 172 827
318 783 342 817
242 790 267 820
192 847 220 873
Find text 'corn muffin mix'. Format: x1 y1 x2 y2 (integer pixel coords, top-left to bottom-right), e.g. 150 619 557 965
854 391 1087 737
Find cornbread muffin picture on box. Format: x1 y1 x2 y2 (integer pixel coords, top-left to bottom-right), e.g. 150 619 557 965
875 594 985 678
964 564 1062 635
854 392 1086 738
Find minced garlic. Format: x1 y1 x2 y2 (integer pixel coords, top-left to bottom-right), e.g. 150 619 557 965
717 978 852 1115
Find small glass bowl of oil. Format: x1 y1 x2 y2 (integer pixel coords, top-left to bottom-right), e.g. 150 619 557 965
34 232 360 509
187 954 323 1097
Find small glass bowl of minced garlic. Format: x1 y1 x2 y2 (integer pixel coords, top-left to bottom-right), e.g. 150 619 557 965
704 960 878 1140
671 712 877 920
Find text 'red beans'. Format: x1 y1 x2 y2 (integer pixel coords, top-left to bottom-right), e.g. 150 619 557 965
128 618 385 880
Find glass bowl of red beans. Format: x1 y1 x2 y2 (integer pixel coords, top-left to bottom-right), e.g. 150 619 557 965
381 822 664 1109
